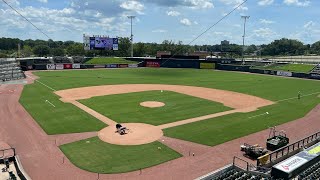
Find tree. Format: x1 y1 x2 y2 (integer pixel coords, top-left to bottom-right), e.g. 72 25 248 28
22 45 33 57
51 48 65 56
66 44 85 56
33 45 50 56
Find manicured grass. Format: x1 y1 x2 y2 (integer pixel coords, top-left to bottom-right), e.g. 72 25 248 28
164 94 320 146
79 91 232 125
20 83 106 135
60 137 181 173
252 63 315 73
85 57 138 64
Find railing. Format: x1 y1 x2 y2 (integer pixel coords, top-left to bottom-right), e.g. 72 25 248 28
233 156 251 171
257 131 320 167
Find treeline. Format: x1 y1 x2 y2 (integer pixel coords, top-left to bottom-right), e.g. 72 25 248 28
0 37 320 58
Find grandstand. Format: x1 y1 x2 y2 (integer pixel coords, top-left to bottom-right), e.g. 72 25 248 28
53 56 72 63
0 58 25 82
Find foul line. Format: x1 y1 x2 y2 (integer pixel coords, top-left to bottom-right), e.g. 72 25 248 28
276 91 320 103
26 75 56 91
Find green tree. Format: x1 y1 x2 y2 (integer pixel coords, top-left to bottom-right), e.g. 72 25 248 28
66 44 85 56
22 45 33 57
51 48 65 56
33 45 50 56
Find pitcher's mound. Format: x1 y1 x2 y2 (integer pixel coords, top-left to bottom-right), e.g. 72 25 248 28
140 101 165 108
98 123 163 145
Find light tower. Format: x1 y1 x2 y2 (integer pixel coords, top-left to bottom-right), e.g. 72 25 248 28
241 15 250 64
127 15 135 57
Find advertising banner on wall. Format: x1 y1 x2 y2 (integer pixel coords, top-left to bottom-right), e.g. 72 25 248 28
55 64 64 70
118 64 129 68
277 71 292 77
72 64 81 69
310 73 320 80
46 64 56 70
106 64 118 68
146 61 160 67
128 64 138 68
94 65 105 68
200 63 214 69
63 64 72 69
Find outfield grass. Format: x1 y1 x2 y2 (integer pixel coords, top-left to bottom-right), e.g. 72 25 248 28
85 57 138 64
60 137 181 173
164 94 320 146
79 91 232 125
252 63 315 73
20 83 107 135
22 68 320 139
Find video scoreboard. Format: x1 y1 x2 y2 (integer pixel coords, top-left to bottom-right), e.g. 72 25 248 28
83 34 118 50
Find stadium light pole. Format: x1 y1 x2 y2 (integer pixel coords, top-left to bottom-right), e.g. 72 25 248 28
127 16 135 58
241 16 250 64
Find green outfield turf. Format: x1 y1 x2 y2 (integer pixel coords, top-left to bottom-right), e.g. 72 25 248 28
252 63 315 73
20 83 106 135
85 57 138 64
20 68 320 173
60 137 181 173
79 91 232 125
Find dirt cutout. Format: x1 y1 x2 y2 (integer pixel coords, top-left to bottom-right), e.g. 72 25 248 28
55 84 274 145
140 101 165 108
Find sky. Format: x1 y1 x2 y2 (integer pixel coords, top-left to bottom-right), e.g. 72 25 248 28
0 0 319 45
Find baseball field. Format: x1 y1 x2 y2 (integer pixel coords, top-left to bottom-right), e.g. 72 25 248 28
19 68 320 174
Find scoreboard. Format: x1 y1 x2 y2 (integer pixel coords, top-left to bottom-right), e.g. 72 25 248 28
83 34 118 50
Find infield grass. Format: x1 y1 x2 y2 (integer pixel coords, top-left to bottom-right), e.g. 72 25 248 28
79 91 232 125
60 137 181 173
85 57 138 64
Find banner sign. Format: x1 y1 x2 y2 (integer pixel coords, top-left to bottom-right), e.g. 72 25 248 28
94 65 105 68
274 156 308 173
200 63 214 69
63 64 72 69
277 71 292 77
46 64 56 70
106 64 118 68
72 64 81 69
310 73 320 80
55 64 64 70
118 64 129 68
146 61 160 68
128 64 138 68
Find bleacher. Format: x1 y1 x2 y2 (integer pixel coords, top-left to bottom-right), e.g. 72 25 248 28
72 56 85 63
0 59 25 81
311 64 320 74
206 168 271 180
297 161 320 180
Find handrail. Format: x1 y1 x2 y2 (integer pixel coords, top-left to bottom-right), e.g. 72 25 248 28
257 131 320 167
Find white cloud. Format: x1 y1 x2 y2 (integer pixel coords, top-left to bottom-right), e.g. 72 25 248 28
284 0 310 7
152 29 168 33
180 18 192 26
219 0 248 11
120 1 145 14
166 10 180 16
189 0 214 9
38 0 48 3
194 21 199 25
258 0 274 6
260 19 275 24
253 28 277 38
303 21 315 29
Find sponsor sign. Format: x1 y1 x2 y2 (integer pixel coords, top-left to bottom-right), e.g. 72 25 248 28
146 61 160 68
128 64 138 68
94 65 105 68
72 64 81 69
310 73 320 80
200 63 214 69
46 64 56 70
274 156 308 173
118 64 128 68
277 71 292 77
106 64 118 68
55 64 64 70
63 64 72 69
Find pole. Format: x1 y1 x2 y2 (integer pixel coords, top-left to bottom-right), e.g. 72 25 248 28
241 16 250 64
127 16 135 57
